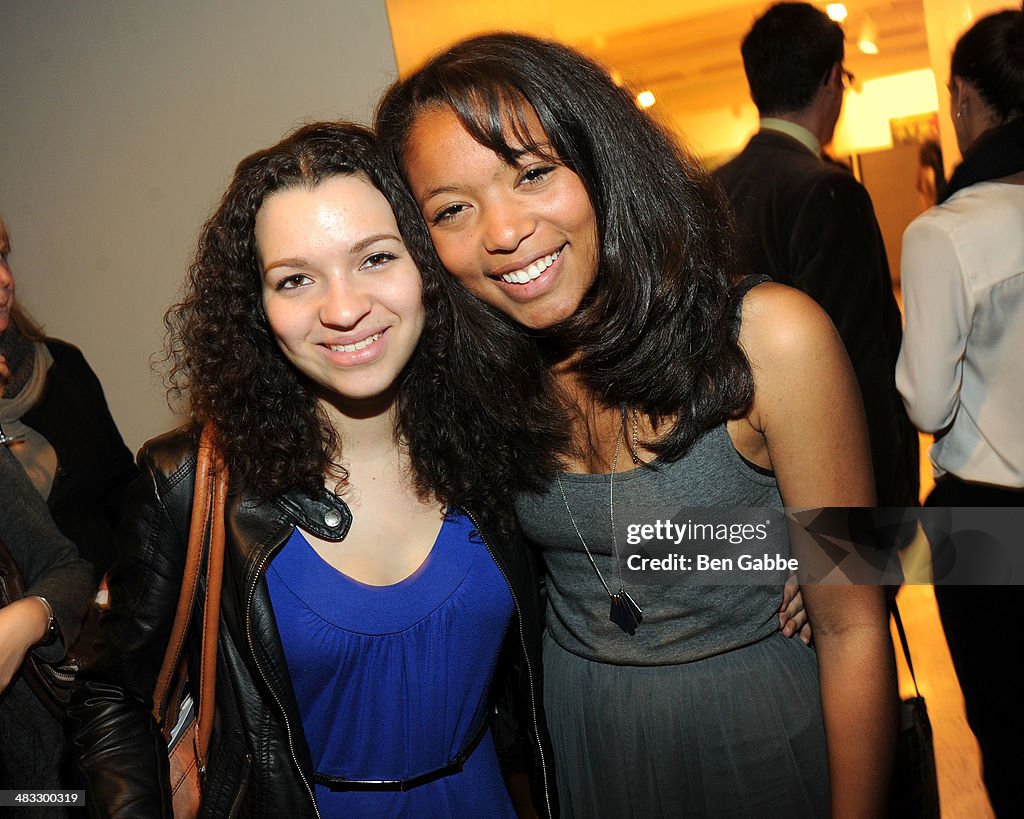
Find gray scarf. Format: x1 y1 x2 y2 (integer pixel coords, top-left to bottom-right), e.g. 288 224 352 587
0 338 57 497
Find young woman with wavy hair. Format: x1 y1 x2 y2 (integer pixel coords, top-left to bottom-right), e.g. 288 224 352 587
378 32 898 818
68 122 563 817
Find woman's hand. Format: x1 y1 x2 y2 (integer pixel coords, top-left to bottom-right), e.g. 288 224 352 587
778 572 811 644
0 596 50 692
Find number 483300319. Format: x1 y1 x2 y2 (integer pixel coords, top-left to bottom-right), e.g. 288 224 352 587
1 791 84 806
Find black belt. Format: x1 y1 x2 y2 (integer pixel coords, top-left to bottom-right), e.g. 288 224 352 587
313 718 490 792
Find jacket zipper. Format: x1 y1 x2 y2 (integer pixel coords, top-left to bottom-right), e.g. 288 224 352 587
465 510 553 819
246 539 322 819
227 754 252 818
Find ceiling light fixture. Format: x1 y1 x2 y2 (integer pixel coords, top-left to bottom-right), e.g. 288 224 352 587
858 15 879 54
826 4 848 22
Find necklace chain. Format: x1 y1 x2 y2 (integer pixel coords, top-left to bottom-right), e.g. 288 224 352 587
555 406 643 634
555 423 622 599
608 416 623 584
630 408 641 465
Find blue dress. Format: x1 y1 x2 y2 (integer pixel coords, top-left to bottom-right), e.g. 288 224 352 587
266 510 518 818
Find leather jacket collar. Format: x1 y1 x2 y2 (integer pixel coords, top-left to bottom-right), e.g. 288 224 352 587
275 488 352 541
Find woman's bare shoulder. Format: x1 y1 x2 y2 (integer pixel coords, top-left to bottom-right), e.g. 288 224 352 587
738 281 839 365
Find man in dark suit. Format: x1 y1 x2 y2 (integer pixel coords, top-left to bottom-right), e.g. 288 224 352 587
715 1 918 507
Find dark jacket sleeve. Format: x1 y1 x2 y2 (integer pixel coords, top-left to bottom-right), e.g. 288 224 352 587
790 174 919 506
789 173 893 352
490 529 556 817
0 446 93 662
65 344 139 539
23 340 139 577
65 439 195 818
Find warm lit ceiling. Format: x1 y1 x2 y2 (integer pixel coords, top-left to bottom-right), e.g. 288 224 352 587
586 1 930 114
386 0 931 120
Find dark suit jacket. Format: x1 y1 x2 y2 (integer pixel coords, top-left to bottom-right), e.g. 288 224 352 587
715 129 918 506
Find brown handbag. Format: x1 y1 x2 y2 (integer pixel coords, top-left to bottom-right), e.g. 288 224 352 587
150 424 228 818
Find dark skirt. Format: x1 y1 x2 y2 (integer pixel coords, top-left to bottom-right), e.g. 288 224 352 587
543 631 829 818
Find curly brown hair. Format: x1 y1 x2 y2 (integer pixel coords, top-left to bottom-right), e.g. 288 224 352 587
164 122 565 531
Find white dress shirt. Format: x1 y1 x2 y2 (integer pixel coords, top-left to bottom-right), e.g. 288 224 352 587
896 179 1024 487
758 118 821 157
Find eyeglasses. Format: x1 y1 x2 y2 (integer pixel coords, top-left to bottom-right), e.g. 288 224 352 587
825 65 857 91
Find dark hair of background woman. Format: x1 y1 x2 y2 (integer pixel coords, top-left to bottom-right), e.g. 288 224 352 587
918 140 947 200
163 122 564 532
376 33 753 462
951 8 1024 121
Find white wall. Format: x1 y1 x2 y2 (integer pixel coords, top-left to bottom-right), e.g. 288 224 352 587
0 0 398 452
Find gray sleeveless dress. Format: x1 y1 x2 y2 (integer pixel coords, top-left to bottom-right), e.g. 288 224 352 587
515 424 829 818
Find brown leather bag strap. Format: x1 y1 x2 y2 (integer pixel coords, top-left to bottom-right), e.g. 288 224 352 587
151 425 227 754
195 451 226 771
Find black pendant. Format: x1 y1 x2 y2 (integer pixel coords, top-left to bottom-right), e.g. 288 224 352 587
609 589 643 635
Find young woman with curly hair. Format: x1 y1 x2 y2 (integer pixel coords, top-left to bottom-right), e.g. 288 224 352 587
377 32 898 818
68 122 562 817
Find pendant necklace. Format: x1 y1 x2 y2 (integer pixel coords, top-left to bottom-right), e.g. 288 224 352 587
556 407 644 636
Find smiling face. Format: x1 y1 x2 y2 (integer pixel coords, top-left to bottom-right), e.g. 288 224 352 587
401 105 600 330
0 217 14 335
257 174 425 414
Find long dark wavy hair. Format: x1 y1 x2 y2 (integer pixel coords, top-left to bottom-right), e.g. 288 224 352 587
164 122 564 532
376 33 753 462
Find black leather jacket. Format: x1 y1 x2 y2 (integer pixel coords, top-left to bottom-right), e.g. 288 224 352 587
67 430 555 818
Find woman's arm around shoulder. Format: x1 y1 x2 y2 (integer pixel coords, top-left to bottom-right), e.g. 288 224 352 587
737 282 898 819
